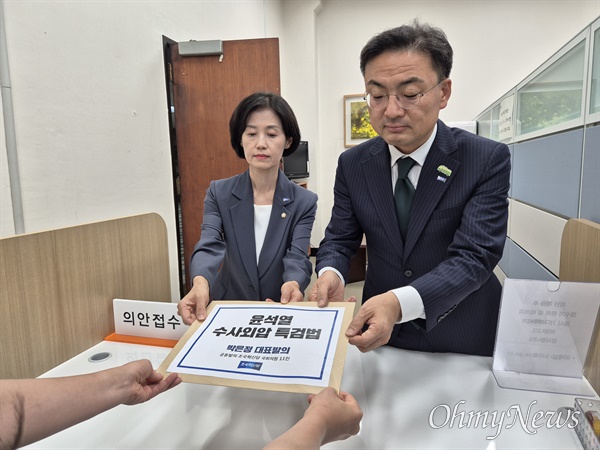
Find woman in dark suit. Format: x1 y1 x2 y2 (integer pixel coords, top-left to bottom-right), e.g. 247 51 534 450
177 92 318 325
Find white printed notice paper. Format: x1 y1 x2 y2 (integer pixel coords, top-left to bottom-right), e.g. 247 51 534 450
157 301 355 394
493 278 600 396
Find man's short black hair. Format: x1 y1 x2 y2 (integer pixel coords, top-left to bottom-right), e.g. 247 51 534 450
360 19 453 82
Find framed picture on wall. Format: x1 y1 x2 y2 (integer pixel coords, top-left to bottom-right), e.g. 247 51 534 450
344 94 378 148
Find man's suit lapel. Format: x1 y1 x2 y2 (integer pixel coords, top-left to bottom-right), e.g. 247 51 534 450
257 170 292 278
405 121 461 257
231 171 260 293
363 138 405 258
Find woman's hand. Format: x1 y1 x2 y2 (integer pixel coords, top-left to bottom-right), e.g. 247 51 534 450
263 387 362 449
177 276 210 324
304 388 362 445
276 281 304 304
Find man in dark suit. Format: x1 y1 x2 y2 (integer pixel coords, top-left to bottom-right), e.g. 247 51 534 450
310 20 510 356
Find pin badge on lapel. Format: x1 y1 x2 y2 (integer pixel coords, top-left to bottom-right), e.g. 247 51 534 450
281 213 287 219
436 165 452 183
437 165 452 177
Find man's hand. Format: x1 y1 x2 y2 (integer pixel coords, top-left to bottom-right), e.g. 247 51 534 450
309 271 345 307
177 276 210 324
345 292 401 352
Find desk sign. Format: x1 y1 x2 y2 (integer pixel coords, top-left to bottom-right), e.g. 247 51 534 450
493 279 600 396
157 301 355 394
113 299 188 340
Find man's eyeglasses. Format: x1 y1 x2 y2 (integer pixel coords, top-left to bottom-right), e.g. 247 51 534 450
364 79 445 110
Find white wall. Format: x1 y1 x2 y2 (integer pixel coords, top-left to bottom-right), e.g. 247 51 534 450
1 0 284 301
279 0 321 246
0 92 15 236
2 0 598 299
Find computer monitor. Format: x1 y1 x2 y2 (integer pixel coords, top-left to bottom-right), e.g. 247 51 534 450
283 141 309 179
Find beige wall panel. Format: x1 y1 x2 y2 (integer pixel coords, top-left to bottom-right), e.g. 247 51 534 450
0 234 62 378
493 265 507 286
0 214 170 379
559 219 600 394
507 199 513 239
509 200 567 276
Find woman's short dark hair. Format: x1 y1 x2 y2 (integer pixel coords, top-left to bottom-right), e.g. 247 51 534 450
229 92 301 158
359 19 453 82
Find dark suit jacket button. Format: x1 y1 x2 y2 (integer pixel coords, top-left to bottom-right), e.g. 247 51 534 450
404 270 413 278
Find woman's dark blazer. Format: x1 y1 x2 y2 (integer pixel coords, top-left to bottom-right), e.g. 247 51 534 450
189 169 317 302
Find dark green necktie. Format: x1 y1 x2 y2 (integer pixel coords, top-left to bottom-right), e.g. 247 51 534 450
394 157 416 240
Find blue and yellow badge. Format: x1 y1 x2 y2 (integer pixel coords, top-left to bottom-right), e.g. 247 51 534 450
437 165 452 177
